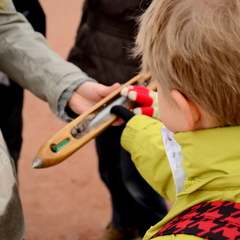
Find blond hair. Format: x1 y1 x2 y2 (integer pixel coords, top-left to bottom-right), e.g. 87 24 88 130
135 0 240 126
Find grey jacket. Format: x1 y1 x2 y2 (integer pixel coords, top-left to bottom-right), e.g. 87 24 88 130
0 1 94 239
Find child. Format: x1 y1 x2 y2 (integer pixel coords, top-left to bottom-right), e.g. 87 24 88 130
113 0 240 239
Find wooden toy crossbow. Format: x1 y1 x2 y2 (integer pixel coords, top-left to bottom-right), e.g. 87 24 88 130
33 73 155 169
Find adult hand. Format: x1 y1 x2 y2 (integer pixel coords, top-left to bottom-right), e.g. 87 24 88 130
68 81 121 114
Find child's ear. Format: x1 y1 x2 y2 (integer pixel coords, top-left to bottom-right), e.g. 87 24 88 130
170 90 200 131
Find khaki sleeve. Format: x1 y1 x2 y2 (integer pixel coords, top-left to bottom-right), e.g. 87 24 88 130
0 0 92 116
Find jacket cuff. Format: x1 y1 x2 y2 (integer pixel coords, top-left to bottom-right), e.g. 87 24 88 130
57 78 96 122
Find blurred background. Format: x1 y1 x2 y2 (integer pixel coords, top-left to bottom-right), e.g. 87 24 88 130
18 0 111 239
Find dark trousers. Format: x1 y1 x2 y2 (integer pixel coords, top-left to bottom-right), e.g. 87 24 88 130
96 125 168 236
0 81 24 171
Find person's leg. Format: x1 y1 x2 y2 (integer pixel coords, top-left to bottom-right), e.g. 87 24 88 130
0 80 24 171
120 150 168 236
96 125 138 232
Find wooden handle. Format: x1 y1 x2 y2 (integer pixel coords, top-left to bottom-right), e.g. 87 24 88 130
33 73 153 168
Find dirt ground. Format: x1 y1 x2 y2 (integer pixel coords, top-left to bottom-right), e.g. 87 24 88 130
18 1 112 239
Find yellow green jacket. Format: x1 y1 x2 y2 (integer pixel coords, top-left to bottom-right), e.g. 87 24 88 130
121 115 240 240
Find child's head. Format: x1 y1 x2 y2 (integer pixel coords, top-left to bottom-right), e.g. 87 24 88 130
135 0 240 130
